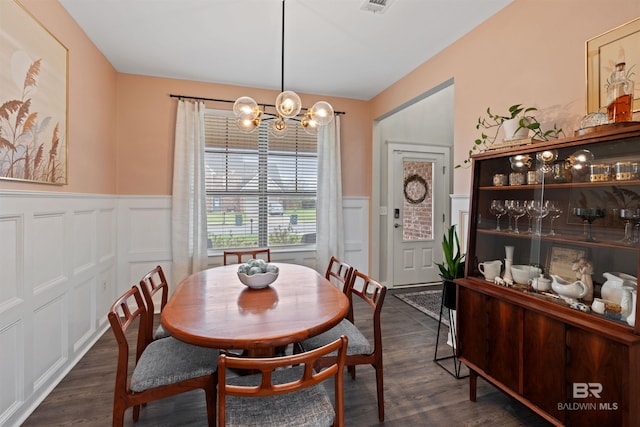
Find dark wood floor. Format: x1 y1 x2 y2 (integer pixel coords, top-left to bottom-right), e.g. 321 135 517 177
23 285 552 426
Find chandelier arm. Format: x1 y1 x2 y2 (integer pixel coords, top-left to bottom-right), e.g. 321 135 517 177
169 94 345 115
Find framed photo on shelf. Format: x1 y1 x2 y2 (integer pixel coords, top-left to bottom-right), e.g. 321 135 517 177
586 17 640 115
546 246 588 282
0 0 68 184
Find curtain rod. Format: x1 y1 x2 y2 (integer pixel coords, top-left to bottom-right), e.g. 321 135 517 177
169 94 345 115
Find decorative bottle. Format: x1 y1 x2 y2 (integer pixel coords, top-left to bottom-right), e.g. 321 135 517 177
606 62 635 123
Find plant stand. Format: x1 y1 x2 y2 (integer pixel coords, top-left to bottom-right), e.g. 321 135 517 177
433 280 468 379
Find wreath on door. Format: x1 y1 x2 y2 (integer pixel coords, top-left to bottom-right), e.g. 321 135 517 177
403 174 428 204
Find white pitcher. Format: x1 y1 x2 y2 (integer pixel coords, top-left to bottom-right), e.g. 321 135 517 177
478 260 502 281
602 272 637 306
626 289 637 327
622 288 637 326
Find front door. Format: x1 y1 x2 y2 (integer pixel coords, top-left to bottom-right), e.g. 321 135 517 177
390 146 448 286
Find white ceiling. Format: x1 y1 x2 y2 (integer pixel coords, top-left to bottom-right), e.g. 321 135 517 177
59 0 513 101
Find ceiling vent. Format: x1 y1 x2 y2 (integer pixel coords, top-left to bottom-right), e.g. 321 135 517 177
360 0 395 14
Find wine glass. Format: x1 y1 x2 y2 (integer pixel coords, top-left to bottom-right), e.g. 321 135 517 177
545 201 562 236
523 200 534 234
573 207 605 242
504 200 515 232
490 200 506 231
619 209 640 245
509 200 527 234
526 200 548 235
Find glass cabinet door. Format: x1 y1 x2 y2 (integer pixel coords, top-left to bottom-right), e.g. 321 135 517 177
467 128 640 328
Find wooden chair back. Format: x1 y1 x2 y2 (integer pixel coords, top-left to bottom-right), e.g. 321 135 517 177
109 286 149 370
325 256 354 294
223 248 271 265
325 256 354 321
217 336 347 427
348 270 387 358
139 265 169 340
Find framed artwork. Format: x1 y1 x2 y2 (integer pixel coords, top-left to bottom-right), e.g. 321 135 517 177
0 0 68 184
546 246 588 282
586 17 640 116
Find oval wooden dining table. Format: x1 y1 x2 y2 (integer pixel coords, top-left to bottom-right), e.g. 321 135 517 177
161 263 349 353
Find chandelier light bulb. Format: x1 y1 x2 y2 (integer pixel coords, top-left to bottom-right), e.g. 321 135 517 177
301 114 319 136
509 154 531 172
566 149 594 176
236 117 260 133
233 96 260 120
536 150 558 164
309 101 334 126
275 91 302 119
269 117 288 138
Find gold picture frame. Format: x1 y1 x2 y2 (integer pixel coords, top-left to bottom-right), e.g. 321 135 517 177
586 17 640 116
0 0 68 184
546 246 588 282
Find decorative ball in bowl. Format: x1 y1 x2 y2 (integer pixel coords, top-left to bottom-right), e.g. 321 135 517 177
237 259 279 289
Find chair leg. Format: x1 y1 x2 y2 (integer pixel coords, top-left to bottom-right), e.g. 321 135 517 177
348 365 356 379
204 383 216 427
133 404 140 421
375 363 384 421
112 404 125 427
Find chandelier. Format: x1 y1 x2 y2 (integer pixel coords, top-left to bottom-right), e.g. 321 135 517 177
232 0 334 137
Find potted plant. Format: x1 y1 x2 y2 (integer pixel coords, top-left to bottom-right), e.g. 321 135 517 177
436 225 466 309
457 104 564 168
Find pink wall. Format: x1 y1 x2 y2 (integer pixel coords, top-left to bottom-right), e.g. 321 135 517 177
371 0 640 195
115 74 370 196
7 1 640 200
2 0 117 194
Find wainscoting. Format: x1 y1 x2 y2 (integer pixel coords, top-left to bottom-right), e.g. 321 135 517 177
0 190 369 427
0 190 118 427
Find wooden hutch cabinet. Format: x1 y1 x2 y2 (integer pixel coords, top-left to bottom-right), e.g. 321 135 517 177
456 124 640 426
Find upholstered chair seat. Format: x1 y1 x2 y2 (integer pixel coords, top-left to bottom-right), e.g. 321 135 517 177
130 337 219 393
223 366 335 427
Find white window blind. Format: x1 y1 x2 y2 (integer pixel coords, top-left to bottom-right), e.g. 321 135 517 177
204 109 318 251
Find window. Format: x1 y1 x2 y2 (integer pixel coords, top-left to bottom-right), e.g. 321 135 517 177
204 110 317 251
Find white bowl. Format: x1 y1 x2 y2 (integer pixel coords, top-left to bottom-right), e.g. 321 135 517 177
511 264 542 284
237 271 278 289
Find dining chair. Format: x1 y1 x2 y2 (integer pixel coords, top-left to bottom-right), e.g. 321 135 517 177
108 286 218 427
299 269 387 421
293 256 353 357
217 335 348 427
139 265 170 340
223 248 271 265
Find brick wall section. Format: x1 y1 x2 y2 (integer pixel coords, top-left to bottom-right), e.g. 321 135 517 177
403 161 433 240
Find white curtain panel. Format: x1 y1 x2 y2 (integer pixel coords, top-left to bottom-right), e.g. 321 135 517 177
316 115 344 270
171 100 208 285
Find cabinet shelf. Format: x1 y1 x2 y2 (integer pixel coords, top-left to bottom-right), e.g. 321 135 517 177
476 228 640 252
479 179 640 191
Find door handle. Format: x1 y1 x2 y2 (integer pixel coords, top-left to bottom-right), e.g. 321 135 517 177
394 223 402 228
